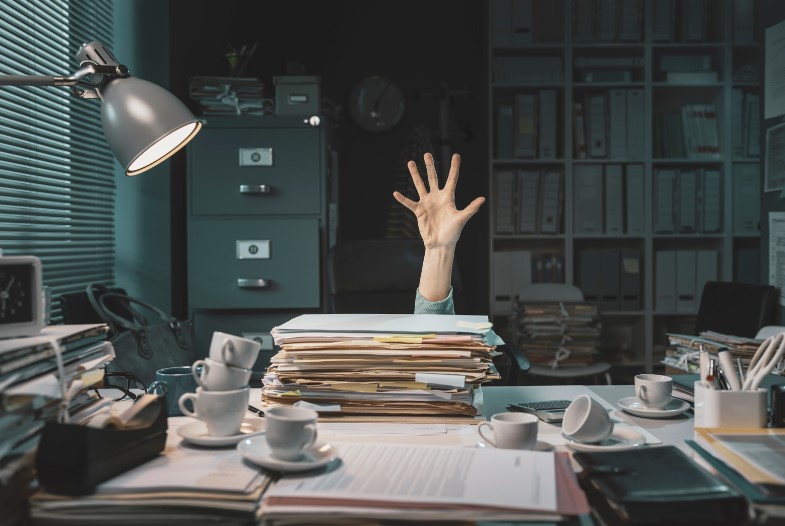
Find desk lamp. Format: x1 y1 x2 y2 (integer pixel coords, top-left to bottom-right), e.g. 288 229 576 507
0 40 201 176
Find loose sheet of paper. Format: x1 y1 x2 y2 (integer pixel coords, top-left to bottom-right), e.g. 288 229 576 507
769 212 785 306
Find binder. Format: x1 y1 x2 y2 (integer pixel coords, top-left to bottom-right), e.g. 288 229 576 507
495 104 514 158
573 102 588 159
538 170 562 234
491 0 513 47
579 249 603 304
701 168 722 233
746 93 760 157
604 164 624 235
619 0 642 42
517 169 540 233
733 0 755 44
620 250 642 310
588 93 608 158
626 89 645 159
731 89 745 157
625 164 645 235
695 250 718 306
654 169 676 233
597 0 617 42
609 89 627 159
573 164 604 234
537 89 558 159
677 169 698 233
682 0 706 42
493 251 514 314
652 0 674 42
514 93 536 158
573 0 595 43
676 250 697 313
511 250 533 301
511 0 533 46
733 164 760 235
494 170 516 234
600 249 621 312
655 250 677 312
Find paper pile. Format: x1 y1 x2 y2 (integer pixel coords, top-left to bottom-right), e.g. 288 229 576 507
261 314 503 419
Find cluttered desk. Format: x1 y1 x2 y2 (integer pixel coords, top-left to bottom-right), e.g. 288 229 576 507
3 313 785 525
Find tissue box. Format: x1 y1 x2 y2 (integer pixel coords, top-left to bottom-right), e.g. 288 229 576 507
274 75 321 116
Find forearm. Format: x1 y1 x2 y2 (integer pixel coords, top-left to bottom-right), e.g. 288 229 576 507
418 245 455 302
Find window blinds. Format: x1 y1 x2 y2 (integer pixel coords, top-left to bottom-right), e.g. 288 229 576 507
0 0 115 322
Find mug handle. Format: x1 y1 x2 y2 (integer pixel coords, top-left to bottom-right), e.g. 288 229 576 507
477 422 497 447
302 423 318 449
192 359 208 389
147 380 167 396
636 385 649 403
179 392 198 418
221 340 235 364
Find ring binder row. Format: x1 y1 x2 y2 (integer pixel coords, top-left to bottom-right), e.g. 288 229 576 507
493 169 563 236
655 250 718 313
573 164 644 236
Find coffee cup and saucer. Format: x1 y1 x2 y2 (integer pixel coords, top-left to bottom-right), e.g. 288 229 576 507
561 394 646 452
617 374 690 418
237 406 340 473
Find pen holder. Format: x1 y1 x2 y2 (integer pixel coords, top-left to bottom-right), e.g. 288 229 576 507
693 381 767 428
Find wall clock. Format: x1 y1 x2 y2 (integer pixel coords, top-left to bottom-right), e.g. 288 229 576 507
348 76 405 133
0 255 45 338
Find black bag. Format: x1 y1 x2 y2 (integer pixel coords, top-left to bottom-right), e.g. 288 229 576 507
88 287 197 385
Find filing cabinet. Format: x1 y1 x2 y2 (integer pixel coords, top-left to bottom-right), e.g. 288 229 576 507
186 116 329 372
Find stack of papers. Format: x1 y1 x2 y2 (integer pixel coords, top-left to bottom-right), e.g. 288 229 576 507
188 76 269 116
258 442 589 524
511 303 602 367
663 331 764 373
262 314 503 419
29 438 274 525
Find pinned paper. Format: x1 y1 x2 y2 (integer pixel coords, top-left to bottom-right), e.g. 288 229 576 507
456 320 493 331
415 373 465 388
294 400 341 412
329 382 378 392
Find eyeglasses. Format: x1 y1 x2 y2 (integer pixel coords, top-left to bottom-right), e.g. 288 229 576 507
96 371 146 401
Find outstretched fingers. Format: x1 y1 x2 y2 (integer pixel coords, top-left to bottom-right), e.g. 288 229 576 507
393 190 417 212
444 153 461 193
459 196 485 222
407 160 427 197
424 153 440 192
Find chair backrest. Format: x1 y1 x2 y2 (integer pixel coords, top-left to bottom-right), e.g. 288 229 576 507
327 238 464 314
517 283 584 303
695 281 778 338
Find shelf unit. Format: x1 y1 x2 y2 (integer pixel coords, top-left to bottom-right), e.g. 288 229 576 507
487 0 761 380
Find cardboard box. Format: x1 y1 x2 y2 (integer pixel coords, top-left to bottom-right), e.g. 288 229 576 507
274 75 321 116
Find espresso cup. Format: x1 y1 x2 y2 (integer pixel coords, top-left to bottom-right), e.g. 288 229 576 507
147 366 199 417
209 331 261 369
178 386 250 437
265 406 318 461
562 394 613 444
635 374 673 409
477 411 538 450
191 358 252 391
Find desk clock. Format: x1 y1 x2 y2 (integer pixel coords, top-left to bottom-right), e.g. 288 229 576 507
0 255 45 338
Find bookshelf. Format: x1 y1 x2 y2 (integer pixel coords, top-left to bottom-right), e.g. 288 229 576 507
488 0 761 381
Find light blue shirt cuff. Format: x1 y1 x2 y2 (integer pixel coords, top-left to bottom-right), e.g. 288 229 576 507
414 287 455 315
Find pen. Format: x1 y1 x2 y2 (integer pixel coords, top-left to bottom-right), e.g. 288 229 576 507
705 360 720 390
699 345 709 383
717 348 740 391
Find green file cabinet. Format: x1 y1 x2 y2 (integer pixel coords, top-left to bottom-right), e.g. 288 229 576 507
186 116 328 374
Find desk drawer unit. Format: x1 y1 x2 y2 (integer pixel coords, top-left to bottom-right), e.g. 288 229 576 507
188 217 320 309
189 127 321 217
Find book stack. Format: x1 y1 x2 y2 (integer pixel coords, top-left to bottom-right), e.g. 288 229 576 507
511 303 602 368
261 314 502 420
0 324 113 522
188 76 269 116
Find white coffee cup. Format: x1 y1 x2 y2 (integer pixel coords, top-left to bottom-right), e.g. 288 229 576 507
178 386 250 437
265 406 318 461
209 331 262 369
477 411 538 450
635 373 673 409
191 358 252 391
562 394 613 444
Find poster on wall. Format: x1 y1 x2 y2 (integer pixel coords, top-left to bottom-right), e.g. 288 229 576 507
766 19 785 120
766 122 785 192
769 212 785 306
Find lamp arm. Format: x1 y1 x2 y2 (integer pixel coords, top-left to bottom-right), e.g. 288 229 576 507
0 63 129 88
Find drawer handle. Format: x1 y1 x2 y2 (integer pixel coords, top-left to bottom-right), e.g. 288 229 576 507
240 184 272 195
237 278 270 289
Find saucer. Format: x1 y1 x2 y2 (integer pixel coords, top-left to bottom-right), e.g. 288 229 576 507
237 436 338 473
476 440 554 452
177 417 265 447
563 426 646 452
617 397 691 418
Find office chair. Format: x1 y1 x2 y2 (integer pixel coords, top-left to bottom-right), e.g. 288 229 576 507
513 283 612 385
327 238 529 385
695 281 777 338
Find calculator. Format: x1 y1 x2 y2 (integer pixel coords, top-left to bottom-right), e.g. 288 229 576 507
507 399 572 423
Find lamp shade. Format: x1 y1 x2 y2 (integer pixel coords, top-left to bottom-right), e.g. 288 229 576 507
99 75 202 176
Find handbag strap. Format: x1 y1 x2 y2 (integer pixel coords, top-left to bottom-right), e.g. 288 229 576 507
97 292 177 332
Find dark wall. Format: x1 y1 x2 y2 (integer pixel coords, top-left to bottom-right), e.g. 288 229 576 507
169 0 489 314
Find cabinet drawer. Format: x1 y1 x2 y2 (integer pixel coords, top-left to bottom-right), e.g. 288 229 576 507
188 218 320 309
189 127 321 216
